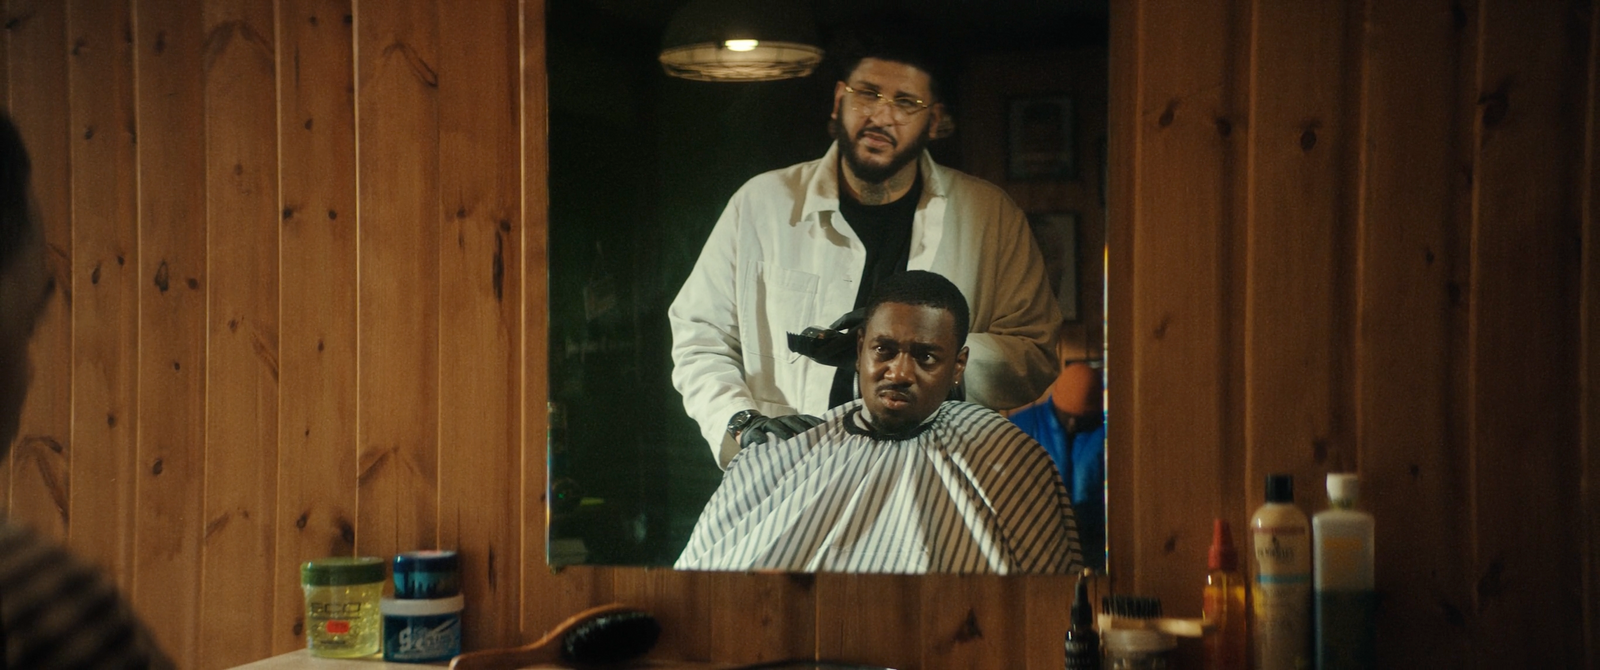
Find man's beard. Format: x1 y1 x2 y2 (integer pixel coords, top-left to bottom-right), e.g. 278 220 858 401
830 111 929 185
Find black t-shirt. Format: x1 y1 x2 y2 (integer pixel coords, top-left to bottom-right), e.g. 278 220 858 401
828 175 923 408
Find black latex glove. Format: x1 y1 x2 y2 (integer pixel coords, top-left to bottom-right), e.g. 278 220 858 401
738 413 825 450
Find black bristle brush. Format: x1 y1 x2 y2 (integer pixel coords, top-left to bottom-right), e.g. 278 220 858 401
448 603 661 670
1102 594 1163 619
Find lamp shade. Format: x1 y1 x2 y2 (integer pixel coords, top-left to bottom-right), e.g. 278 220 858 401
659 0 824 82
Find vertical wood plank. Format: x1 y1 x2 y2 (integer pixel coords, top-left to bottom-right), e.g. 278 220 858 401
520 0 549 640
815 574 919 668
0 0 17 543
0 0 8 527
436 0 522 652
1124 0 1237 611
1021 574 1074 669
1584 3 1600 661
519 0 618 643
708 573 815 664
0 0 14 519
1353 1 1475 665
918 575 1024 670
355 0 440 560
198 0 280 664
1242 0 1352 503
1469 0 1588 665
66 0 139 590
1446 5 1483 665
1105 0 1137 587
1219 0 1254 541
6 0 72 543
133 0 209 663
274 0 359 655
0 0 8 98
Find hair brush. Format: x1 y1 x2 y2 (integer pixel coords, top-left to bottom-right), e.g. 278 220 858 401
448 603 660 670
1097 594 1207 638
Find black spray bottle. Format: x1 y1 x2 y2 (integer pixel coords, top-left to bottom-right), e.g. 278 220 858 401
1064 572 1101 670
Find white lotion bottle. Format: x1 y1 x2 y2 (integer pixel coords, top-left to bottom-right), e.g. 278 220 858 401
1251 473 1311 670
1313 473 1376 670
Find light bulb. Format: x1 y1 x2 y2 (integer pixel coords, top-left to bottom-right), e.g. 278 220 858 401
724 39 759 52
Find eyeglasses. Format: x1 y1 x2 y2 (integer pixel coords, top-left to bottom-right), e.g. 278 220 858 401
843 84 931 122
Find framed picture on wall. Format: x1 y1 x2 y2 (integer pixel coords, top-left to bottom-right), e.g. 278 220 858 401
1008 95 1075 180
1026 211 1080 322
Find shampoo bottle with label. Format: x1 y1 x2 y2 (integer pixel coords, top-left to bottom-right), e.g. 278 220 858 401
1251 474 1311 670
1313 473 1375 670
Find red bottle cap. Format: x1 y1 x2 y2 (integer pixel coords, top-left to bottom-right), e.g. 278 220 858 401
1208 519 1237 571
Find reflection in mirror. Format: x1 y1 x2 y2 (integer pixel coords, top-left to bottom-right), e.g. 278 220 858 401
547 0 1108 572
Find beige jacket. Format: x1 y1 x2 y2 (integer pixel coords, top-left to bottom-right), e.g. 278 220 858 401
669 142 1061 468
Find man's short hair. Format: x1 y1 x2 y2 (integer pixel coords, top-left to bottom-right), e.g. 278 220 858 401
830 18 953 104
0 111 34 275
863 270 970 347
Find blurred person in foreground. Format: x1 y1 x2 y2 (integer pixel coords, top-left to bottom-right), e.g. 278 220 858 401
0 111 174 669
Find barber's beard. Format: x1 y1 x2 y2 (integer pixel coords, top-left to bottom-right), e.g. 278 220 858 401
830 113 929 185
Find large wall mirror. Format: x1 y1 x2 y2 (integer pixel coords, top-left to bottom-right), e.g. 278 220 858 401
547 0 1109 572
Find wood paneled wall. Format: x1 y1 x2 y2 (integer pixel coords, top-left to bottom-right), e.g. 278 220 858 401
1110 2 1596 669
1 0 1595 668
5 0 523 667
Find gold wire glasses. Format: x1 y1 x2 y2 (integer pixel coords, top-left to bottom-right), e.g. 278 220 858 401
843 84 931 122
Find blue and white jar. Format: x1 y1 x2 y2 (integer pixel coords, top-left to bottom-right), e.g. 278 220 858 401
381 594 464 663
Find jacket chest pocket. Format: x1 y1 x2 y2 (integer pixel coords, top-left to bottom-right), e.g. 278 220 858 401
740 262 819 365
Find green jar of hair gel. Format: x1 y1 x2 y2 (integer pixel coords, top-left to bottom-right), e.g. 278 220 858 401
301 557 385 657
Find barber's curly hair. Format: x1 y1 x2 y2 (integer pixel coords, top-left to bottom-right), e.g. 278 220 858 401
0 111 33 275
863 270 970 347
829 17 954 105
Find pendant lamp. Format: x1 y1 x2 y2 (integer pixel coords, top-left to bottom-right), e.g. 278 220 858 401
658 0 824 82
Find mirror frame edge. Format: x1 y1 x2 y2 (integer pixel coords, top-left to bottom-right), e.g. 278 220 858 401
525 0 1136 586
1105 0 1137 591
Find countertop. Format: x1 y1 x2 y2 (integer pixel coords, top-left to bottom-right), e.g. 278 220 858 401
229 650 747 669
228 651 445 669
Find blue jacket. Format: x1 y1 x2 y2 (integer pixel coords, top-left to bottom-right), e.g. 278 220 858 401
1009 399 1105 570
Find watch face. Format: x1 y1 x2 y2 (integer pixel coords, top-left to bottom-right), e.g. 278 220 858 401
728 409 758 434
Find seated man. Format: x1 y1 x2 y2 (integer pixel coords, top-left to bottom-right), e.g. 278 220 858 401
1007 350 1106 571
675 271 1081 574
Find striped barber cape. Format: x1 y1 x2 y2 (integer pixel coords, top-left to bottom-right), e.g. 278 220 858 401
674 401 1083 574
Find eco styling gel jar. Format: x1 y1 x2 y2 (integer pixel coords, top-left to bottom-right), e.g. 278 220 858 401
301 557 386 657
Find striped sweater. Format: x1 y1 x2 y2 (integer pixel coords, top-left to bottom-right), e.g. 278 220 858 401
0 522 173 669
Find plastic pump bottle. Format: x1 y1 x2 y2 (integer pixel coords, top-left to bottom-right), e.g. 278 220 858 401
1313 473 1375 670
1250 474 1311 670
1203 519 1247 670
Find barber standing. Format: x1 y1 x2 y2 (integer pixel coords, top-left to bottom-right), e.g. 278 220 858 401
669 25 1061 468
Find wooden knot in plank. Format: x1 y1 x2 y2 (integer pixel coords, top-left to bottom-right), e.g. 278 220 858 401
383 41 439 88
1158 99 1179 128
1478 89 1509 129
953 608 983 643
153 260 170 293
